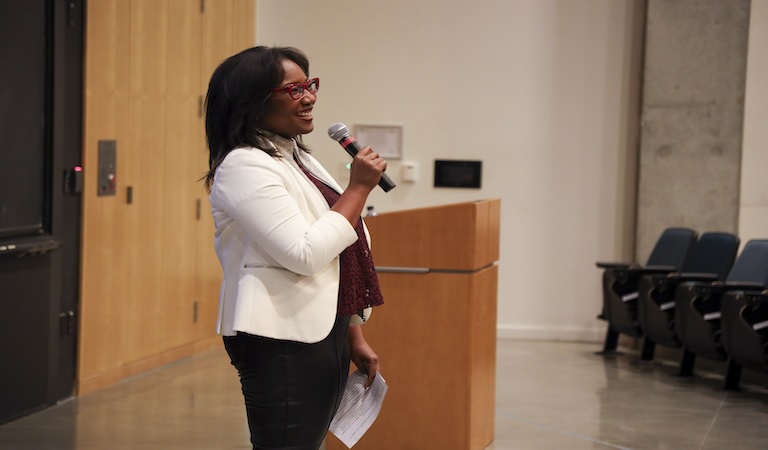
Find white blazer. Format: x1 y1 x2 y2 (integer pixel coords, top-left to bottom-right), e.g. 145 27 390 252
209 136 360 343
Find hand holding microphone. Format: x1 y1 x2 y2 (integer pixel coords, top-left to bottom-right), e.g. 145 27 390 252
328 123 396 192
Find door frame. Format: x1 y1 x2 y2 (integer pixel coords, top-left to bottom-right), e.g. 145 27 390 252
46 0 85 403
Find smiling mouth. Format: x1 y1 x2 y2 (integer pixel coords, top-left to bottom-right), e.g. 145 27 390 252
297 110 313 120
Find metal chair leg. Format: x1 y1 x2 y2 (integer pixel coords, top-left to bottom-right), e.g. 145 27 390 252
724 360 742 390
640 337 656 361
596 327 621 355
678 349 695 376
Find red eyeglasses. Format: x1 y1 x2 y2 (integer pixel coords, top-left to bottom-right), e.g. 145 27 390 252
272 78 320 100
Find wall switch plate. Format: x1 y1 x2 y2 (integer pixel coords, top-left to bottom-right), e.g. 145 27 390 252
401 161 418 183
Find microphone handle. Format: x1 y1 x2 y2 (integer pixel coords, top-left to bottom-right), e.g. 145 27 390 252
338 136 396 192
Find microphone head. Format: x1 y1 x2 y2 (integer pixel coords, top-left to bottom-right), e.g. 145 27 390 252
327 122 350 141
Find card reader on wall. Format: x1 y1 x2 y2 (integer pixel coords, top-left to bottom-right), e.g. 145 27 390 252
98 140 117 196
433 160 482 188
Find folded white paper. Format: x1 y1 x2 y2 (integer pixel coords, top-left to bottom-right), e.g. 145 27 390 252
329 370 388 448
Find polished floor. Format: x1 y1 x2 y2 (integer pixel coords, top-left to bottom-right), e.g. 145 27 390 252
2 339 768 449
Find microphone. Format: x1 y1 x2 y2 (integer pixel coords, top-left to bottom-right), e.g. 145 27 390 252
327 122 396 192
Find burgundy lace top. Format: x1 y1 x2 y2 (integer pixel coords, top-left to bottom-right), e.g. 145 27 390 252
294 155 384 317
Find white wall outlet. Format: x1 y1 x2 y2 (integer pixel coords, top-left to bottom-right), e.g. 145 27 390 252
401 161 418 183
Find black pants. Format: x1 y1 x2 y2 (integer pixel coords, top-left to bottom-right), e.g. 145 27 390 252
223 316 351 450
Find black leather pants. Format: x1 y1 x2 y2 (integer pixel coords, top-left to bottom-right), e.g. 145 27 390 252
223 316 351 450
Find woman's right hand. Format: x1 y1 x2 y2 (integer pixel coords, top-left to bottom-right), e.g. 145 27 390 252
348 146 386 192
332 146 386 227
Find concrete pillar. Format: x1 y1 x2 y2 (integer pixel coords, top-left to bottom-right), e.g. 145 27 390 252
636 0 750 261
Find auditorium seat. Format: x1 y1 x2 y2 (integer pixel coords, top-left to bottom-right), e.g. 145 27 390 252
637 232 739 365
596 227 697 356
675 239 768 387
721 289 768 390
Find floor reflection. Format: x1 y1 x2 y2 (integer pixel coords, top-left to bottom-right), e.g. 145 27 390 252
2 340 768 449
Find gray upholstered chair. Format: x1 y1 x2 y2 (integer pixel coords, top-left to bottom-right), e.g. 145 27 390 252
596 227 698 356
637 232 739 365
675 239 768 388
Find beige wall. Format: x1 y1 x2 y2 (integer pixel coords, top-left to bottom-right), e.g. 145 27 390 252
256 0 644 341
739 1 768 243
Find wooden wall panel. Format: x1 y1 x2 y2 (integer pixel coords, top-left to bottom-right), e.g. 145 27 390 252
194 0 233 342
194 0 256 340
161 0 203 350
202 0 233 72
123 0 169 363
79 0 255 394
232 0 256 50
79 0 132 387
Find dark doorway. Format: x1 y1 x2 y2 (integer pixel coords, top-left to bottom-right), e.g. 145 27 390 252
0 0 84 424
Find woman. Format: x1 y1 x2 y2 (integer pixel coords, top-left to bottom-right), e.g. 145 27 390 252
204 46 385 450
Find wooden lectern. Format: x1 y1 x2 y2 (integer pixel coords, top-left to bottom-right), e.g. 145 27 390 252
328 199 500 450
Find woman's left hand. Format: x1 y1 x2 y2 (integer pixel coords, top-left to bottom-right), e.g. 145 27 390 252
349 324 380 388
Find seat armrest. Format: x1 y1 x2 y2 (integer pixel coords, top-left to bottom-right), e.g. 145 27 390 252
595 262 636 270
638 265 677 275
745 290 768 304
722 281 767 291
649 271 677 282
672 272 720 283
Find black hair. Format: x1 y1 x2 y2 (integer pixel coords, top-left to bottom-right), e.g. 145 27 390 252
203 46 311 190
